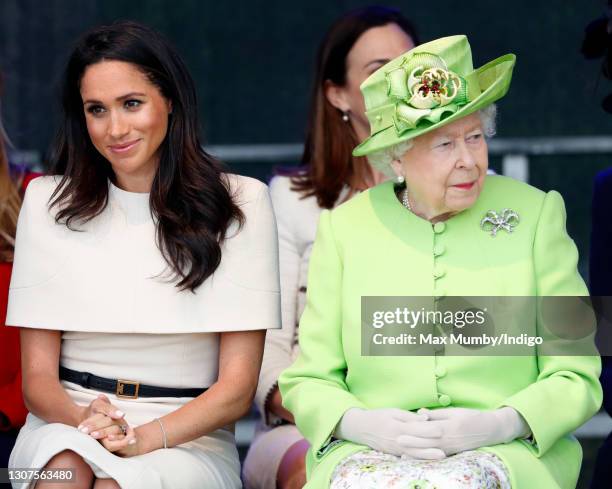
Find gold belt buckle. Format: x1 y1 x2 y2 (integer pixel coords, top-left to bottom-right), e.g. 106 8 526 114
116 379 140 399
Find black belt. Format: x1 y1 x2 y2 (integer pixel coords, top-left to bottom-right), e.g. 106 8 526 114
59 366 207 399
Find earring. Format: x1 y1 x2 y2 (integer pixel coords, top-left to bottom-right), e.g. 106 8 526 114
342 112 350 122
396 175 405 184
401 186 412 211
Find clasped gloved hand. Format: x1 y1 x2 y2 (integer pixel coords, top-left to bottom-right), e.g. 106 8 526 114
334 407 446 459
418 406 531 456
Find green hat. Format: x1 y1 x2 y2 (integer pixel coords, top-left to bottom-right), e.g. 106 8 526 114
353 35 515 157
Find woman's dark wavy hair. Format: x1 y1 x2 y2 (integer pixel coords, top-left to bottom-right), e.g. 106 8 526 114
284 6 419 208
49 21 244 292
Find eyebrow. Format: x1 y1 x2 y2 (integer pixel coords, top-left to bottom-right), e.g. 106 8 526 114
436 124 483 139
83 92 147 105
364 58 391 69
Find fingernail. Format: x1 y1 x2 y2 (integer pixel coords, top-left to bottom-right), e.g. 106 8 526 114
128 438 136 445
79 426 89 434
115 410 125 417
91 431 99 437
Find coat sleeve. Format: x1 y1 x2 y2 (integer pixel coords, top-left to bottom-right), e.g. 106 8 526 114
501 190 603 456
254 177 302 425
0 307 27 430
279 210 366 460
589 169 612 296
589 170 612 416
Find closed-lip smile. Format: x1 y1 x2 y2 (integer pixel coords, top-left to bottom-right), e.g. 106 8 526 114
109 139 141 153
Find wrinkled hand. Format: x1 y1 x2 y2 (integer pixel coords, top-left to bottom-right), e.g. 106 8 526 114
78 394 137 454
335 408 445 460
419 407 530 456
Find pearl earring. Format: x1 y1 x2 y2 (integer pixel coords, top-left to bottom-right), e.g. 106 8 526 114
342 112 350 122
401 187 412 211
396 175 405 184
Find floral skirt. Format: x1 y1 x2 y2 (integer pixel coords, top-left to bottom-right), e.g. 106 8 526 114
330 449 511 489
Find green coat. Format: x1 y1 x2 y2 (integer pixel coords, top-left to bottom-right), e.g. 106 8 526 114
279 175 602 488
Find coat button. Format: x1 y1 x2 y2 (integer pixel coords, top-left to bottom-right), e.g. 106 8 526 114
434 288 446 300
435 365 447 378
433 266 446 279
438 394 451 406
433 222 446 234
433 244 446 256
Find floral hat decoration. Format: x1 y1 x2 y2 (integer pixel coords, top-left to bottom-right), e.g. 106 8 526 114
353 35 516 157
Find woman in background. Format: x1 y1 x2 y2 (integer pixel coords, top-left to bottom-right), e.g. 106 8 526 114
583 6 612 486
0 71 36 469
243 6 418 489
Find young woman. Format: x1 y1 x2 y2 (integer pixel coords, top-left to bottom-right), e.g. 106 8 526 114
244 7 418 489
7 21 280 489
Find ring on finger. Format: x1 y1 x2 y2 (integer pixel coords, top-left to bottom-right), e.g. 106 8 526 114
119 424 128 436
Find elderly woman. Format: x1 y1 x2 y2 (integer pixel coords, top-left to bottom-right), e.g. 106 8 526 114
279 35 602 489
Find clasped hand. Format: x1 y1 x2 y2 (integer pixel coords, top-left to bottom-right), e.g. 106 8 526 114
335 408 446 459
418 406 530 456
77 394 139 456
336 406 529 459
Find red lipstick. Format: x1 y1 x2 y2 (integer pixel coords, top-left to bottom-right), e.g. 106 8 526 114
452 181 475 190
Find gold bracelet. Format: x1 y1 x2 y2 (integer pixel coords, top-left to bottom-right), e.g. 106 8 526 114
155 418 168 449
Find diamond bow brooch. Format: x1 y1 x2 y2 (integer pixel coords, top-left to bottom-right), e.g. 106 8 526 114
480 209 520 237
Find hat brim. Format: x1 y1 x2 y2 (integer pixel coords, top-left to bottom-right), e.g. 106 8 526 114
352 53 516 157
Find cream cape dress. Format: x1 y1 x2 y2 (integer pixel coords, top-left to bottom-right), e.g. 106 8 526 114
7 175 281 489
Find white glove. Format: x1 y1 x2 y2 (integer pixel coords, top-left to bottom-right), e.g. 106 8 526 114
334 407 446 459
418 407 531 456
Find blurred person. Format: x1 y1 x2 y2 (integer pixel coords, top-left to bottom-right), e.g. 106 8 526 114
589 166 612 489
279 35 602 488
7 21 280 489
584 2 612 487
0 71 37 469
242 6 418 489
